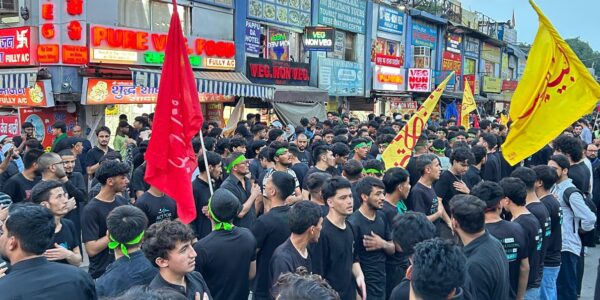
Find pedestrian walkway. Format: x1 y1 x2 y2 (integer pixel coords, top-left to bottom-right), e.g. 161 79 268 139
582 246 600 299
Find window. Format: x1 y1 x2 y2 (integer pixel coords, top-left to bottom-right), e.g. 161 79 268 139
119 0 189 34
413 46 431 68
464 58 476 75
328 31 356 61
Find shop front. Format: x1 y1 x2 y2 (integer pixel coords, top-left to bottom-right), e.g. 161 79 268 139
463 36 480 96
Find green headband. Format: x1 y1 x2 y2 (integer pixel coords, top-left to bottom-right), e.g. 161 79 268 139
275 148 288 157
354 142 372 150
362 168 383 175
225 154 246 173
431 146 446 153
108 231 145 259
208 196 233 231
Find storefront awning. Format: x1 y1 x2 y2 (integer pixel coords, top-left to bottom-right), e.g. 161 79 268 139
0 68 38 89
270 85 328 103
130 68 275 100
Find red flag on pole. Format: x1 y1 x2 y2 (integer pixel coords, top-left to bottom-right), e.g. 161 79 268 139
144 0 203 224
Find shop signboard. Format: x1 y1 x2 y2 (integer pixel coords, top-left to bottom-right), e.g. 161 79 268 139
390 100 418 115
19 106 77 150
303 27 334 51
0 27 37 66
446 33 462 54
464 37 479 58
205 103 225 127
378 6 404 35
89 25 235 69
502 80 518 91
247 57 310 85
481 42 501 63
245 20 262 54
318 57 364 96
267 28 290 60
38 0 88 65
373 66 405 91
0 80 54 107
248 0 311 29
442 51 462 76
82 78 235 105
407 68 431 92
482 76 502 93
0 116 20 137
412 21 436 49
374 54 402 68
434 70 457 90
318 0 366 34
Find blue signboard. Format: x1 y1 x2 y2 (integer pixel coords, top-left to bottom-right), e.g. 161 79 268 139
248 0 311 29
378 6 404 35
318 0 366 34
245 20 261 54
412 21 437 48
318 57 364 96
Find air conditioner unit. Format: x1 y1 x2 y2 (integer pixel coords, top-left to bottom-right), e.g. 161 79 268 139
0 0 18 13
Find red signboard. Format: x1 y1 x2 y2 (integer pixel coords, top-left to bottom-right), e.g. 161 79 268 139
442 51 462 76
502 80 518 91
0 27 37 66
0 81 51 107
38 0 88 65
464 74 478 94
0 116 21 137
407 68 431 92
375 54 403 68
19 106 78 150
246 57 309 85
62 45 88 64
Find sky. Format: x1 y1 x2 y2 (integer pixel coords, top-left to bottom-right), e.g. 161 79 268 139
459 0 600 51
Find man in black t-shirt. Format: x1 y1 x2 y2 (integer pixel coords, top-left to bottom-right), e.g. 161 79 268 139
270 201 322 293
407 154 444 224
472 181 529 300
478 133 502 182
464 145 486 189
500 177 543 298
533 165 563 299
195 189 256 300
294 133 312 166
220 152 260 228
82 160 131 279
131 162 149 198
135 186 177 225
192 151 222 240
251 171 296 300
85 126 115 178
302 146 337 198
3 148 43 203
348 177 394 300
310 176 366 300
288 144 309 190
450 194 510 300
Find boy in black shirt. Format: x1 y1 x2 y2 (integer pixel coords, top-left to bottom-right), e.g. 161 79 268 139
407 154 444 224
270 201 322 290
464 145 486 189
533 165 563 299
500 177 543 298
3 148 43 203
251 171 296 300
478 133 502 182
192 151 222 240
135 185 177 225
195 189 256 300
82 160 130 279
349 176 394 300
472 181 529 300
143 220 212 300
311 176 366 300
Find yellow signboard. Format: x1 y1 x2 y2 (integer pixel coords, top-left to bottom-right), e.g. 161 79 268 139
482 76 502 93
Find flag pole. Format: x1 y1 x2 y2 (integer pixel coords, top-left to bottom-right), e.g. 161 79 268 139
199 130 214 195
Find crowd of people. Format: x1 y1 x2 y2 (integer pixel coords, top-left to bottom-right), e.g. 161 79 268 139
0 111 599 300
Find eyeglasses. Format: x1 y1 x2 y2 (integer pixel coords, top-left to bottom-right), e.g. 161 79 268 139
51 161 65 167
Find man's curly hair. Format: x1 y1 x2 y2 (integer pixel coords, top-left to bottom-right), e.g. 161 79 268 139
141 220 196 268
271 267 340 300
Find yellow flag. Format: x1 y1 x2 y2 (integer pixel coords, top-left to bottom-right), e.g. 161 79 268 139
383 72 455 169
502 0 600 166
461 81 477 130
500 113 509 125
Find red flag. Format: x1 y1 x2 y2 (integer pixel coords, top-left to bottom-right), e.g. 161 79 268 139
144 0 203 224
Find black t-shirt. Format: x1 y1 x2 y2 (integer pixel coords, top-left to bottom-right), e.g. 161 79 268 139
291 162 309 191
526 201 550 284
310 217 357 300
434 170 467 214
463 233 510 300
296 150 312 166
303 166 331 190
0 161 19 190
85 147 114 172
192 177 213 240
482 152 502 182
381 201 409 267
51 218 81 265
251 205 291 298
131 163 150 194
540 194 562 267
194 227 257 300
513 213 543 289
270 239 312 290
486 220 528 299
81 196 129 279
407 182 438 216
348 210 390 298
569 162 591 193
2 173 40 203
464 166 482 189
406 156 421 187
134 192 178 225
389 278 410 300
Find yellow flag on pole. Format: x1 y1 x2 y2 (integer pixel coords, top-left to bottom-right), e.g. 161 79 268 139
461 81 477 130
502 0 600 166
382 72 455 169
500 113 509 126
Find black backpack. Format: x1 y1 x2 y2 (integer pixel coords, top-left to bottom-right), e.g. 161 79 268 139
563 187 597 247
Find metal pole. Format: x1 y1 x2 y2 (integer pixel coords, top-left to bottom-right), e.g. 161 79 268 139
198 130 214 195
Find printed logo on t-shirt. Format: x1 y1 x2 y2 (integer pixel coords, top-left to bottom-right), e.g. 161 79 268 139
544 216 551 237
429 197 439 216
496 237 520 262
156 207 173 222
535 228 543 251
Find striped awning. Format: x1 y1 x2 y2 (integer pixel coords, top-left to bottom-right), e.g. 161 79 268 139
131 68 275 100
0 68 38 89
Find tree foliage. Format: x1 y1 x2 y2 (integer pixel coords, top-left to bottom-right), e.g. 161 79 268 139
566 38 600 78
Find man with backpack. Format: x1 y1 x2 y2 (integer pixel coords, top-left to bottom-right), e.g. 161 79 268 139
548 154 596 300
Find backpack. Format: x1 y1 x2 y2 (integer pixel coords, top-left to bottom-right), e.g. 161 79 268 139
563 187 597 247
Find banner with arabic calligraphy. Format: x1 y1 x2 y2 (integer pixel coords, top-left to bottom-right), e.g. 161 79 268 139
382 72 454 169
502 0 600 165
